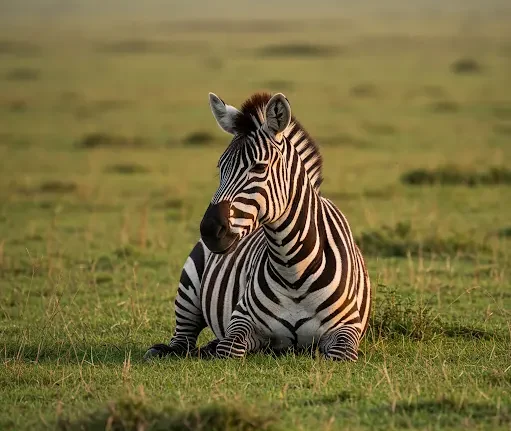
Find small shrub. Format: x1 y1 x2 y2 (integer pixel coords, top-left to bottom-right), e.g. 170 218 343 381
97 40 203 55
39 181 77 194
114 245 140 259
94 255 114 272
94 273 113 285
258 43 340 58
401 165 511 187
161 199 183 209
5 68 40 81
78 133 146 149
495 227 511 238
0 40 40 56
183 131 215 146
362 122 397 136
370 288 439 340
350 83 379 98
492 104 511 120
369 288 495 341
98 39 175 54
493 123 511 136
429 100 459 113
8 99 28 112
356 221 488 258
171 19 293 33
451 57 482 74
105 164 149 175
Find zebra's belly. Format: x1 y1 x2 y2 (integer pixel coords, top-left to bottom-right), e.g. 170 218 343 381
267 317 325 350
255 292 335 350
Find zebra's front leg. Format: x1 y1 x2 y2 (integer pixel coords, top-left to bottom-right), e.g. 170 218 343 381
144 242 208 360
216 313 265 359
319 325 361 361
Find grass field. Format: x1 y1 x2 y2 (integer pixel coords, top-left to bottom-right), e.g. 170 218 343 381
0 5 510 430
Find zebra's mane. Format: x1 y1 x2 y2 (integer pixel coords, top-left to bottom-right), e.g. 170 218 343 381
231 92 323 192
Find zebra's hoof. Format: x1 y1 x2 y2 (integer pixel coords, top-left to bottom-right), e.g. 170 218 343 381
143 348 160 362
143 343 173 361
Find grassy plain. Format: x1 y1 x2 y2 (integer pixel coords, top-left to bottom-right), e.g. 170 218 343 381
0 9 510 431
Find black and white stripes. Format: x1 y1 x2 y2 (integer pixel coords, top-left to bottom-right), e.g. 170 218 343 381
145 92 371 361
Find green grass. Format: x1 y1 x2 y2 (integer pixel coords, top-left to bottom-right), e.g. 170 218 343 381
0 8 510 431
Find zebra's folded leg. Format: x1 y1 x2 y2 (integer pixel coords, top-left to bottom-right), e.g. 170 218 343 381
144 241 209 361
143 336 198 361
319 325 361 361
189 339 220 359
216 318 264 359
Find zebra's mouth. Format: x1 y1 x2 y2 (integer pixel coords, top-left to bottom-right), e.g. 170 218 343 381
203 234 239 255
200 201 240 255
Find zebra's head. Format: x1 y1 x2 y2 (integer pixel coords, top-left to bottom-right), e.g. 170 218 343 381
200 92 296 254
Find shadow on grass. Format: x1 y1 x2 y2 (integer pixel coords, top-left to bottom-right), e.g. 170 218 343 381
2 339 141 365
369 398 511 428
57 395 275 431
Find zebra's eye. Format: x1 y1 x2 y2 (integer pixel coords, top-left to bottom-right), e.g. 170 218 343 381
251 163 268 174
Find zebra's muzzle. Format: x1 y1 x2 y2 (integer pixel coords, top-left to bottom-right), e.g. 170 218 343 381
200 202 239 254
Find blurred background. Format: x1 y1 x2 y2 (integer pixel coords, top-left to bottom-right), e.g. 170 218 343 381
0 0 510 276
1 0 509 242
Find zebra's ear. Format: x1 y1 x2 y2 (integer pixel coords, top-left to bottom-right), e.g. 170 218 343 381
209 92 240 135
264 93 291 139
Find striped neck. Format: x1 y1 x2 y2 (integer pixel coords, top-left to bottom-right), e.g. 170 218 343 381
263 154 325 288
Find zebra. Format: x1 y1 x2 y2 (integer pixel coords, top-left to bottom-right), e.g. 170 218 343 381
145 92 371 361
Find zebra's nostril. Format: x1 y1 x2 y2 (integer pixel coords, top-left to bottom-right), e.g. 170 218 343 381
217 224 227 239
200 217 228 239
200 218 216 238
